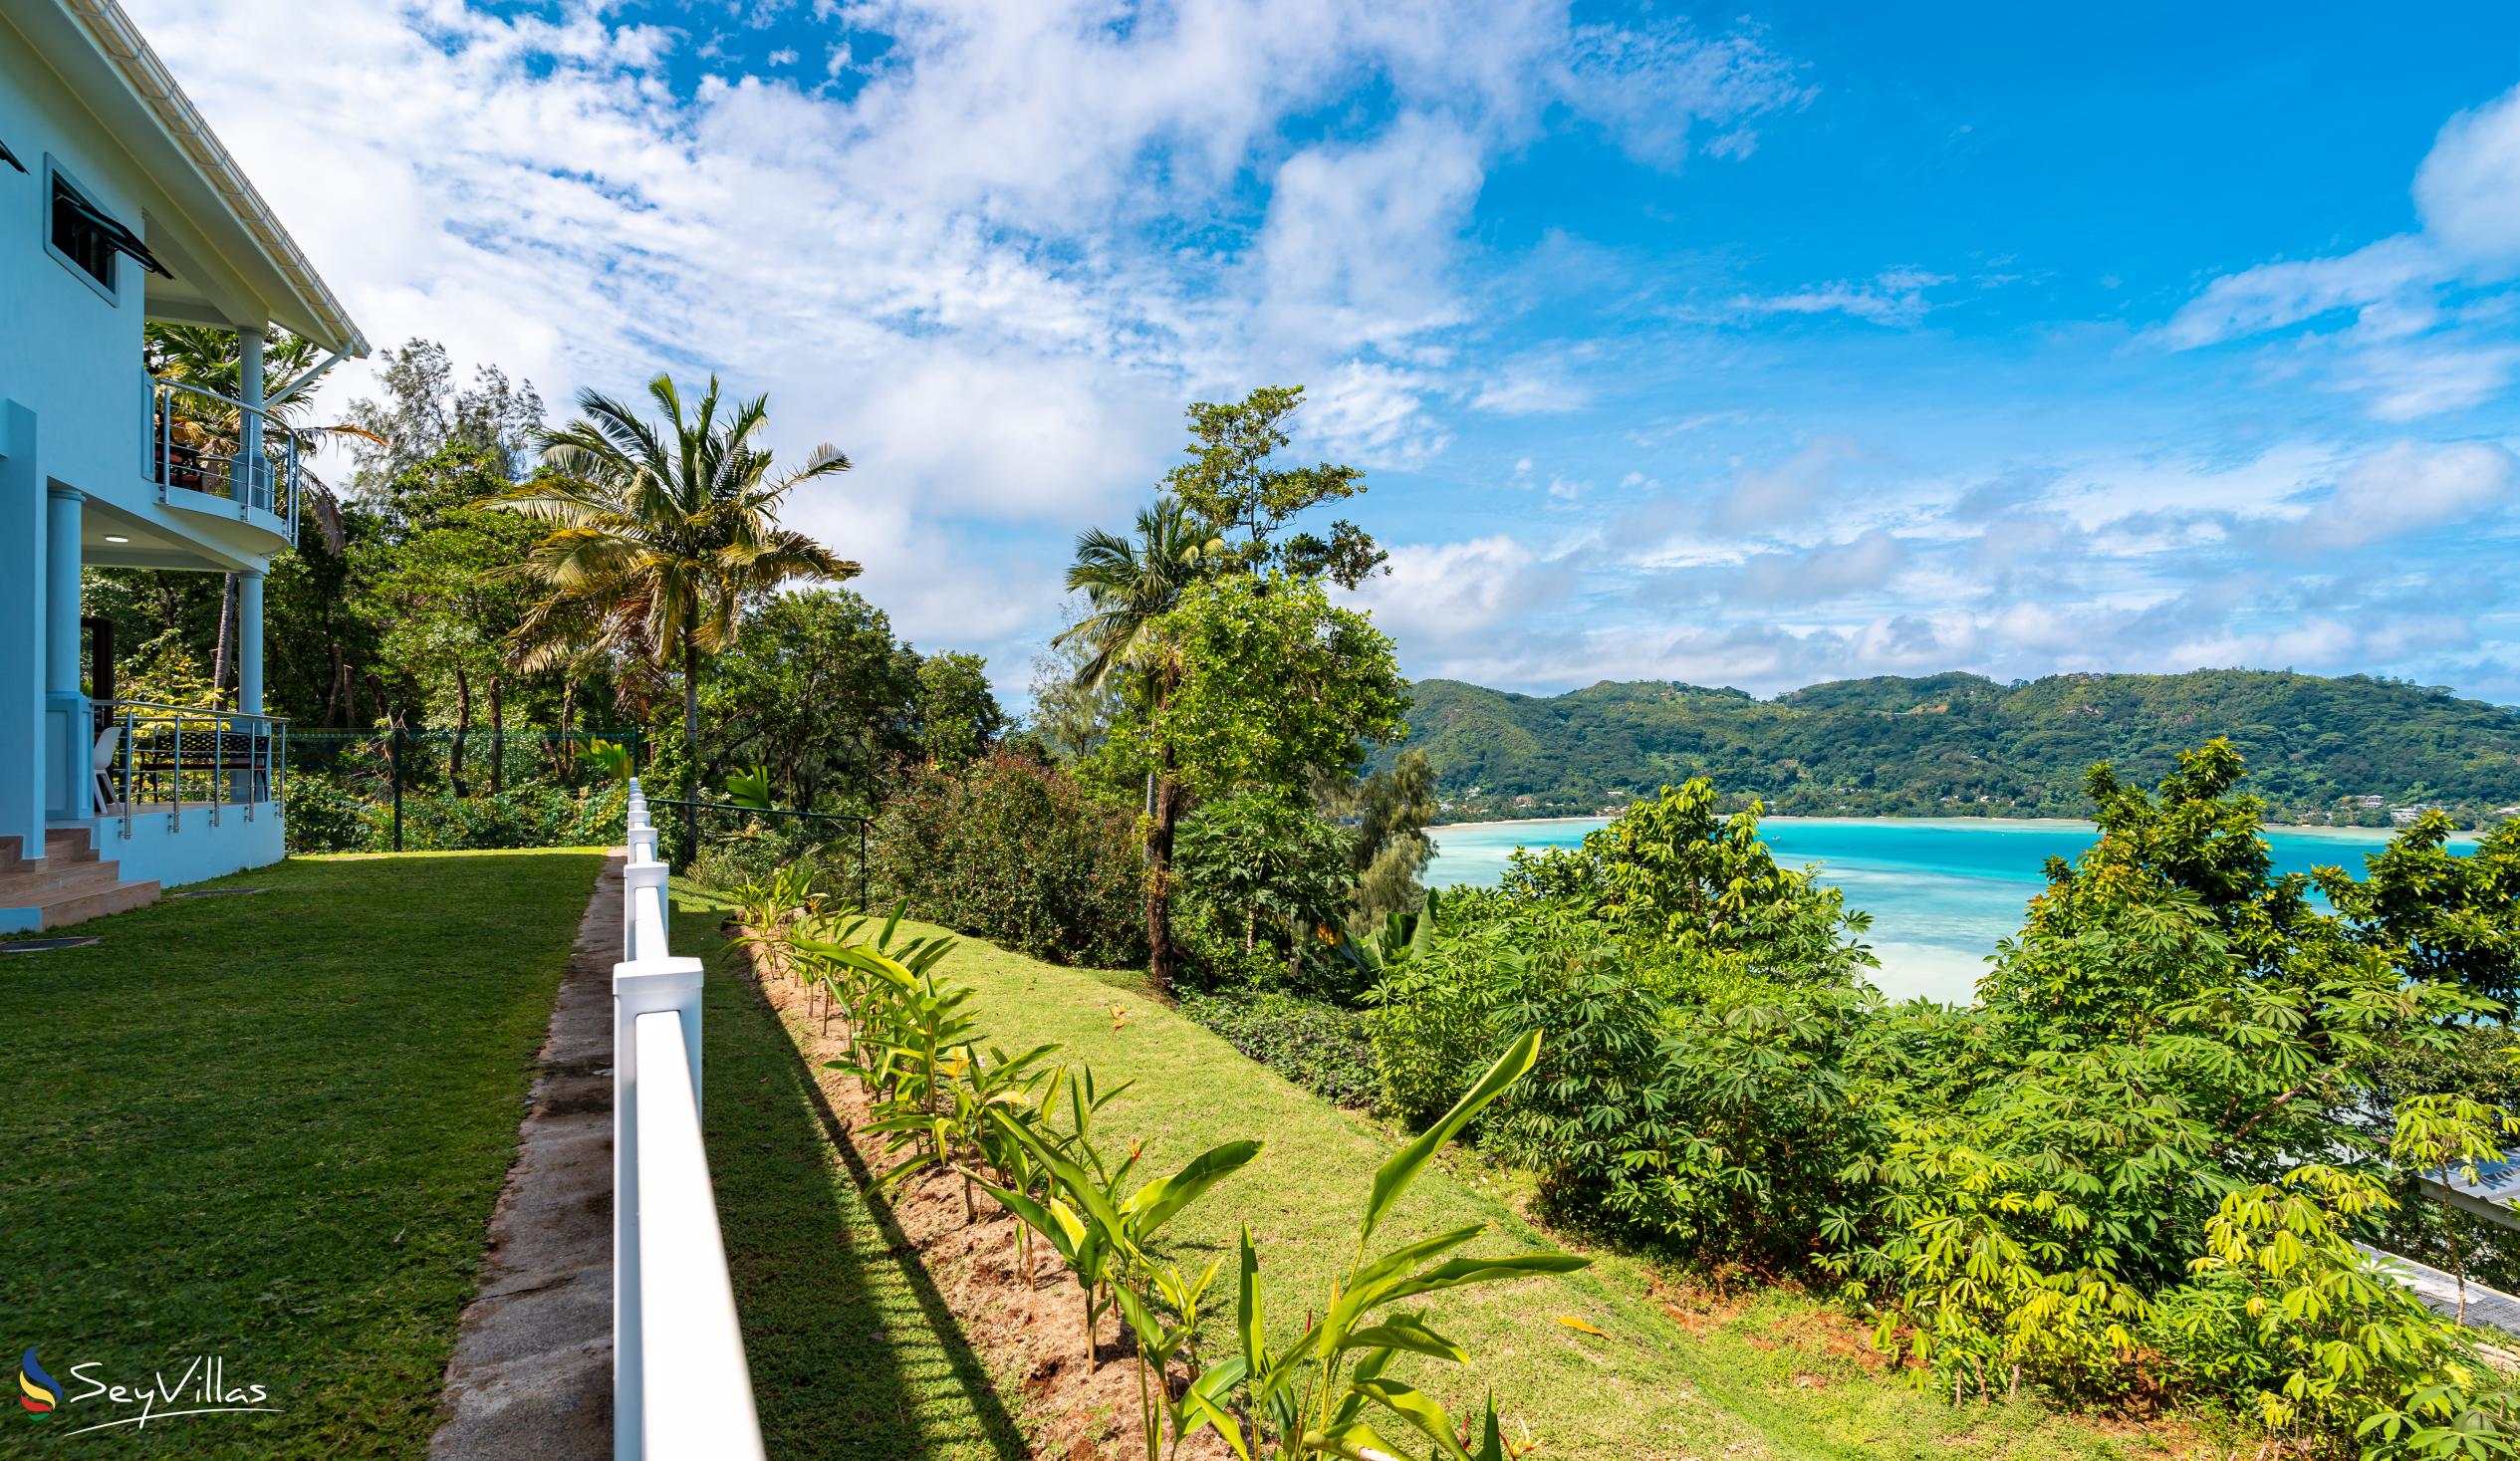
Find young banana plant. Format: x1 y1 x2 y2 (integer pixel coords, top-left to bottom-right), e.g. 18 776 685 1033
1234 1030 1585 1461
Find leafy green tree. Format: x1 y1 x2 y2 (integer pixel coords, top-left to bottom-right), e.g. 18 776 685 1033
1340 747 1438 923
1173 791 1356 989
359 447 543 793
701 589 920 811
2323 812 2520 1018
914 652 1004 769
1134 572 1409 987
1163 385 1386 589
342 338 546 494
1506 778 1876 987
494 375 857 852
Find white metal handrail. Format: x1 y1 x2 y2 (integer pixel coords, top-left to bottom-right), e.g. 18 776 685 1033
151 376 301 544
614 781 765 1461
98 699 287 837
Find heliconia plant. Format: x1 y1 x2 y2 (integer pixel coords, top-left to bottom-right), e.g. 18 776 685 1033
728 903 1575 1461
1233 1029 1588 1461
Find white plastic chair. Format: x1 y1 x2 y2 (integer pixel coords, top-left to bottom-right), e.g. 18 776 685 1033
92 724 122 814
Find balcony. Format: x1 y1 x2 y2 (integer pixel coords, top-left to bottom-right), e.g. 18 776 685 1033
150 377 301 546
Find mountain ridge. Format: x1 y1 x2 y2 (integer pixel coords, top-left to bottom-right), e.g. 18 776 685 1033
1380 669 2520 828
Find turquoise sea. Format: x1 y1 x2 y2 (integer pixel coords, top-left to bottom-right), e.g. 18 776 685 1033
1425 817 2474 1007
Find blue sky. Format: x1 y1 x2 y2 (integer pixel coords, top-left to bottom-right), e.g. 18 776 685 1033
134 0 2520 702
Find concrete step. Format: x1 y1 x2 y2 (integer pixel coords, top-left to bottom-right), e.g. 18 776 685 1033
0 830 101 876
0 860 128 905
39 878 160 930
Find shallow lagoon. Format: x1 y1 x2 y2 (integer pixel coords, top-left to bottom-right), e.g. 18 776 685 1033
1424 816 2470 1006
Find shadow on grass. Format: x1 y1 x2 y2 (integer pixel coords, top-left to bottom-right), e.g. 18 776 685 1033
699 923 1027 1461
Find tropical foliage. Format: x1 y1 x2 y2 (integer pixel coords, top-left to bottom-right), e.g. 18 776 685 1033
1360 740 2520 1455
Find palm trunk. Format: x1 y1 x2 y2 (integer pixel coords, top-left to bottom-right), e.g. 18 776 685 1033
1145 744 1182 991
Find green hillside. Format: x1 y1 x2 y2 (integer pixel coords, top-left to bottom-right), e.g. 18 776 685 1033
1384 669 2520 827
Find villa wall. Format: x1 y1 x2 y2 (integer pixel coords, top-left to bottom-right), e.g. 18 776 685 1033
97 807 285 890
0 23 152 502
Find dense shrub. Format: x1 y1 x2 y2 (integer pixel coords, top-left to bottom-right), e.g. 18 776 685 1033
867 752 1146 967
281 771 374 852
1177 989 1381 1111
1361 756 2520 1453
284 781 627 852
397 784 629 850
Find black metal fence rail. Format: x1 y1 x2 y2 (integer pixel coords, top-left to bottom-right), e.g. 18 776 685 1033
285 728 643 852
648 797 874 910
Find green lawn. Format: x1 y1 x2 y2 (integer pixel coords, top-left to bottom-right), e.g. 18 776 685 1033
0 849 604 1459
689 889 2179 1461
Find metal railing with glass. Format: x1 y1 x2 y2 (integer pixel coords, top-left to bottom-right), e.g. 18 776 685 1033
96 700 289 837
150 377 301 543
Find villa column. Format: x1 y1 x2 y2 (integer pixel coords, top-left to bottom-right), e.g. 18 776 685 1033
0 402 45 864
234 570 264 805
237 570 264 715
236 327 265 513
44 484 86 823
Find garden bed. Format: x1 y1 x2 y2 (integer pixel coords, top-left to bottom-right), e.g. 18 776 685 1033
694 894 2197 1461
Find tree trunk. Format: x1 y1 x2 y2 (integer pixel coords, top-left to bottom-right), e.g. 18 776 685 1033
488 673 506 797
324 637 350 728
1145 743 1182 991
450 665 473 798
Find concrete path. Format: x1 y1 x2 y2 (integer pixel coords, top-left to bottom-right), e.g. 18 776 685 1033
429 852 623 1460
2360 1244 2520 1341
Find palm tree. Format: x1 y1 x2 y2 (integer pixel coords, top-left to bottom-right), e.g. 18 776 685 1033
1054 495 1218 697
493 375 857 853
1054 496 1219 986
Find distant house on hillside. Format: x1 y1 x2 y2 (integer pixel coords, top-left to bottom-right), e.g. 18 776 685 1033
1 0 367 930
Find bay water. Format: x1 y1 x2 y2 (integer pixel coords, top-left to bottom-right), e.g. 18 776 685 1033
1424 817 2470 1006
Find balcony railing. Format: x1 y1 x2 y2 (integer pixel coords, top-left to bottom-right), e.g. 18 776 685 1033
151 376 301 543
95 699 287 838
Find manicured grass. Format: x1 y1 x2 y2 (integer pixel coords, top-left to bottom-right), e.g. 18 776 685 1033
688 901 1031 1460
0 849 605 1459
693 890 2182 1461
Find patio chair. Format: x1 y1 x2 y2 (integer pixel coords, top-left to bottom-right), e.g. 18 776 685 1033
92 723 122 814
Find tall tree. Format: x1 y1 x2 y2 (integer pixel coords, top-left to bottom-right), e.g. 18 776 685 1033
343 339 546 498
1164 384 1386 589
1053 497 1219 693
1134 572 1410 987
493 375 857 852
1054 495 1221 818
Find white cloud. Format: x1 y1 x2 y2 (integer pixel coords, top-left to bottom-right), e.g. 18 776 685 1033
121 0 1801 675
1720 268 1949 328
2163 84 2520 421
2285 439 2516 549
2414 84 2520 269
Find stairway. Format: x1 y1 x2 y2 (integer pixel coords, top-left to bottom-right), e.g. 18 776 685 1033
0 827 161 930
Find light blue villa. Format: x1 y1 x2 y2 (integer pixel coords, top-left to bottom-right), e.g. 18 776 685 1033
0 0 367 931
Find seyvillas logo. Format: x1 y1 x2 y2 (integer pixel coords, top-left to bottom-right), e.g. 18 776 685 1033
18 1350 57 1414
15 1350 280 1436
